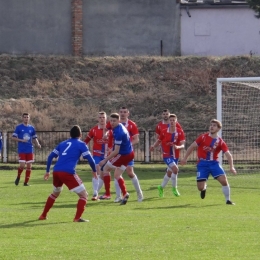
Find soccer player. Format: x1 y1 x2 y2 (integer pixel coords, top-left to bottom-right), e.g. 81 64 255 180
0 131 2 159
12 113 41 186
150 114 185 197
84 111 112 200
155 109 183 138
180 119 237 205
106 106 143 202
99 113 134 205
38 125 97 222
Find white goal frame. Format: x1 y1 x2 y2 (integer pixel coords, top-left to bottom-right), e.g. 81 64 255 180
217 77 260 165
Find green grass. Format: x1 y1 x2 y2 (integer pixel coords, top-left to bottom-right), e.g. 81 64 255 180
0 163 259 260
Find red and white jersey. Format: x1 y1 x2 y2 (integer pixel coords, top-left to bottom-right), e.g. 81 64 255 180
156 120 183 136
84 125 112 157
195 133 229 161
159 127 185 159
106 119 139 142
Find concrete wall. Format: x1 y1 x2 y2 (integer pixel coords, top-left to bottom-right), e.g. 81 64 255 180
0 0 71 55
83 0 180 56
180 6 260 56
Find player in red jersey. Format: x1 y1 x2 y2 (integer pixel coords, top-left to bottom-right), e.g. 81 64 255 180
155 109 183 138
150 114 185 198
84 111 112 200
180 119 237 205
106 107 143 202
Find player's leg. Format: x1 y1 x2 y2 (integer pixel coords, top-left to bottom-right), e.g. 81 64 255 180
15 154 26 185
23 153 34 186
169 159 180 197
212 163 235 205
196 161 209 199
114 167 129 205
114 171 122 202
99 163 112 200
74 189 89 222
92 156 103 200
39 171 63 220
125 161 143 202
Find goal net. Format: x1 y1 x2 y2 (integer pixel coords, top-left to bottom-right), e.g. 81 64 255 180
217 77 260 174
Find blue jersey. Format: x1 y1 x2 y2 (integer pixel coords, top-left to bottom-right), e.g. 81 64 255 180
113 123 133 155
0 131 2 151
46 138 96 174
12 124 37 153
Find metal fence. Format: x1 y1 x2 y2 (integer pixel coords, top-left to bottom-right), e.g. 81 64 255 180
2 130 260 165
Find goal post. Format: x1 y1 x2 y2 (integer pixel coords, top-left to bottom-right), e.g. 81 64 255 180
217 77 260 172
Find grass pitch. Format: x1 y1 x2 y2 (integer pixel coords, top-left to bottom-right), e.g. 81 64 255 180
0 163 259 260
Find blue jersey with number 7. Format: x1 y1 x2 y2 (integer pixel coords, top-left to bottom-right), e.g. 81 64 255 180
46 138 96 174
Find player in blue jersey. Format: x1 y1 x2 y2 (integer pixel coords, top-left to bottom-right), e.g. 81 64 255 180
38 125 97 222
99 113 134 205
12 113 41 186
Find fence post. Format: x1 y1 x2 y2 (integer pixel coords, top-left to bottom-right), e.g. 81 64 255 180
145 131 150 163
3 132 7 163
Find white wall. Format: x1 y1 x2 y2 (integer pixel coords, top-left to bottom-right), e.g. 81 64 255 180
181 7 260 56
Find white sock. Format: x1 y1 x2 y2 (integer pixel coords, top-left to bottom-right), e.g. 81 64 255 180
97 176 104 193
114 179 121 197
92 177 99 195
171 173 177 188
222 185 230 201
131 175 142 194
161 174 170 188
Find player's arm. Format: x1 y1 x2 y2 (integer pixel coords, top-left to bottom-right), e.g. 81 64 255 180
82 151 97 178
224 151 237 175
174 140 185 150
150 139 162 152
33 137 41 148
131 134 139 146
44 150 59 180
11 134 27 143
180 141 198 165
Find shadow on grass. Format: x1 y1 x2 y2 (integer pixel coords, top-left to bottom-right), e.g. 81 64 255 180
0 219 68 229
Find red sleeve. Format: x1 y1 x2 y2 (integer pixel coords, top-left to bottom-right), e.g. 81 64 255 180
155 123 160 135
176 121 183 131
84 128 94 144
178 129 185 142
221 140 229 153
130 121 139 136
106 121 112 130
108 130 113 149
195 134 204 146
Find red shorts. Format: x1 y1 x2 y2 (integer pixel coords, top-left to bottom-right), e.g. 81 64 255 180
109 151 134 167
53 171 83 191
19 153 34 163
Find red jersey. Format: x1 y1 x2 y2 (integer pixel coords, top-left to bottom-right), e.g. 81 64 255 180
156 120 183 136
84 125 112 157
106 119 139 142
195 133 229 161
159 127 185 159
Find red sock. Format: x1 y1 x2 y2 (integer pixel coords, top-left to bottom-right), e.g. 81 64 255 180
117 177 127 196
103 175 111 196
74 197 87 220
24 169 31 184
41 194 57 218
17 167 23 177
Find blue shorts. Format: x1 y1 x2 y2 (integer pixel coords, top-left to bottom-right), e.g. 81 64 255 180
127 159 134 167
196 160 225 181
93 155 105 165
163 157 179 167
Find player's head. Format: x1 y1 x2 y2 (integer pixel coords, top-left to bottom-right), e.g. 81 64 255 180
119 106 129 121
70 125 82 138
22 113 30 125
169 114 177 126
209 119 222 134
98 111 107 125
110 113 120 128
162 109 170 121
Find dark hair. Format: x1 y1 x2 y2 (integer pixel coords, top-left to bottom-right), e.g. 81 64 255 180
162 109 170 113
70 125 82 138
169 114 177 119
98 111 107 116
110 113 120 119
23 113 30 117
120 106 128 110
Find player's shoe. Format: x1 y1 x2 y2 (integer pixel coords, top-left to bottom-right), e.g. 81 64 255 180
91 194 99 201
137 192 143 202
120 193 130 205
172 187 180 197
73 218 89 222
15 177 20 186
114 196 122 203
226 200 235 205
38 215 47 220
99 194 111 200
158 185 164 198
200 189 206 199
24 183 30 186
